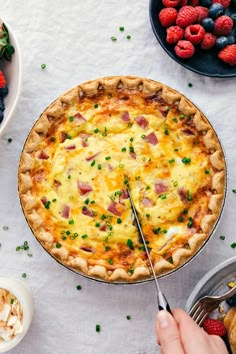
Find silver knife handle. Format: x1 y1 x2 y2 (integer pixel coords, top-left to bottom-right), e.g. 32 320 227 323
157 291 172 314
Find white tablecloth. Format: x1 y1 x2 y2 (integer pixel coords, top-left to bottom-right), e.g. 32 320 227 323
1 1 236 353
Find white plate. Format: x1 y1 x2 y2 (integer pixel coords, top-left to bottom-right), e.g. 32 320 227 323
0 18 22 137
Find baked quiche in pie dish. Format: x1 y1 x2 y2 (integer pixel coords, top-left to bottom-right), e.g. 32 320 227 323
18 76 226 283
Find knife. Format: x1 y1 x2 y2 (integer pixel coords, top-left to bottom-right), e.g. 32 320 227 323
127 186 172 314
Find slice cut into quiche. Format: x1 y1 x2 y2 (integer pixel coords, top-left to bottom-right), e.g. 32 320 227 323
18 76 226 282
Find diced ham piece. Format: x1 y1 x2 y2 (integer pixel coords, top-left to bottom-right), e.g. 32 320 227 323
80 246 93 252
178 187 187 201
120 189 129 201
65 144 76 150
146 132 158 146
77 182 93 195
54 180 62 189
38 151 49 160
80 133 91 147
121 111 130 122
107 201 123 216
60 132 67 143
100 223 107 232
182 129 195 136
74 112 86 123
108 164 113 171
62 205 70 219
41 197 47 206
86 152 101 161
82 207 94 217
159 107 168 117
155 182 168 194
130 152 136 159
142 197 154 207
135 116 149 129
34 169 44 182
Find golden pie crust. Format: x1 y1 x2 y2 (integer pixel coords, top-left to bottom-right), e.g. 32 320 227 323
18 76 226 282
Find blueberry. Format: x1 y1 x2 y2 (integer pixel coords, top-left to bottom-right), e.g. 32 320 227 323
0 110 4 124
0 86 8 97
227 35 235 44
199 0 211 7
208 3 224 19
226 294 236 307
0 97 4 111
215 36 229 49
201 18 215 32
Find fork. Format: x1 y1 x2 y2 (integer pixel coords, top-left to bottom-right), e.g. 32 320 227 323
189 285 236 326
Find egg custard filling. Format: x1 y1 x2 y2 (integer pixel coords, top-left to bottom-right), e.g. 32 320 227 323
18 76 226 282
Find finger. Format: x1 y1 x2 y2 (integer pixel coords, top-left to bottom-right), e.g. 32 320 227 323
172 308 213 353
156 310 185 354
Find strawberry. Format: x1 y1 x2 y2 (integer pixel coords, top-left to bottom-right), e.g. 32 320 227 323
201 32 217 49
218 44 236 66
176 6 198 28
213 15 233 36
162 0 180 7
203 318 227 337
0 71 6 89
195 6 209 23
174 40 195 58
159 8 178 27
166 26 184 44
212 0 231 8
185 24 205 45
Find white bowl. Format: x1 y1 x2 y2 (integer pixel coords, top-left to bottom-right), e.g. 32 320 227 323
0 278 33 353
0 18 22 137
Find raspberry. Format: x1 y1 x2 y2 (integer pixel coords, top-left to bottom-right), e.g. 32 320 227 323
218 44 236 66
162 0 180 7
166 26 184 44
185 24 205 44
213 15 233 36
176 6 198 28
159 8 178 27
201 32 217 49
195 6 209 22
212 0 231 8
203 319 227 337
0 71 6 89
174 40 195 58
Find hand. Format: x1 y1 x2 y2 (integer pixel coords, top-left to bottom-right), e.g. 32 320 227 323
155 308 228 354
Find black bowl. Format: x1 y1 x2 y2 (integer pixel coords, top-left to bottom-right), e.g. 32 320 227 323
149 0 236 77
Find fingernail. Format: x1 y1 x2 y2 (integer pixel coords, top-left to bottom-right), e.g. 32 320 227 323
156 310 171 329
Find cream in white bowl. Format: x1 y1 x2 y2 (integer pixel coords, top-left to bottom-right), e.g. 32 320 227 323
0 18 22 137
0 278 33 353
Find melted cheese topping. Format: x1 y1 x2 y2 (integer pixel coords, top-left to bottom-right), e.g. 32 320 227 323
29 89 217 271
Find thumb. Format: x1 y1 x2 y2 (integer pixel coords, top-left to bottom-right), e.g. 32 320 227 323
156 310 185 354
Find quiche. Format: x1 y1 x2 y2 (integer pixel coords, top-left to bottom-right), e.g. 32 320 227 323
18 76 226 282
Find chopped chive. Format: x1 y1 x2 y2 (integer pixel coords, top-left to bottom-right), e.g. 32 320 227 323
168 257 173 264
179 217 184 222
68 116 74 122
130 137 134 142
91 160 96 167
82 206 87 211
52 198 57 202
41 64 46 69
90 200 95 204
94 128 99 133
62 235 67 240
205 170 210 174
173 118 178 123
126 315 131 320
95 222 100 227
101 214 107 220
220 235 225 240
188 83 193 88
7 138 12 143
188 217 193 221
153 227 161 234
182 157 191 164
146 213 150 218
124 179 129 185
163 230 167 234
233 190 236 193
187 190 193 201
119 26 125 31
129 146 134 153
66 134 72 139
105 156 111 160
141 134 146 139
117 218 122 224
160 194 167 200
3 226 8 230
146 186 150 190
107 258 113 264
68 219 74 225
173 181 178 187
169 159 175 164
22 273 27 278
105 246 110 251
94 104 99 109
16 246 21 251
187 221 193 228
126 35 131 40
81 234 88 239
50 137 56 142
68 175 71 179
10 299 14 304
111 36 117 41
45 201 51 209
76 285 82 290
84 198 90 205
127 239 134 250
183 209 188 214
164 129 169 135
56 243 62 248
179 114 185 119
121 147 126 152
231 243 236 249
66 230 71 235
174 148 179 152
96 324 101 332
97 164 102 170
135 176 140 180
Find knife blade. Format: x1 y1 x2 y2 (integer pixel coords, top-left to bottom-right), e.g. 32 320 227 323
127 186 172 313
